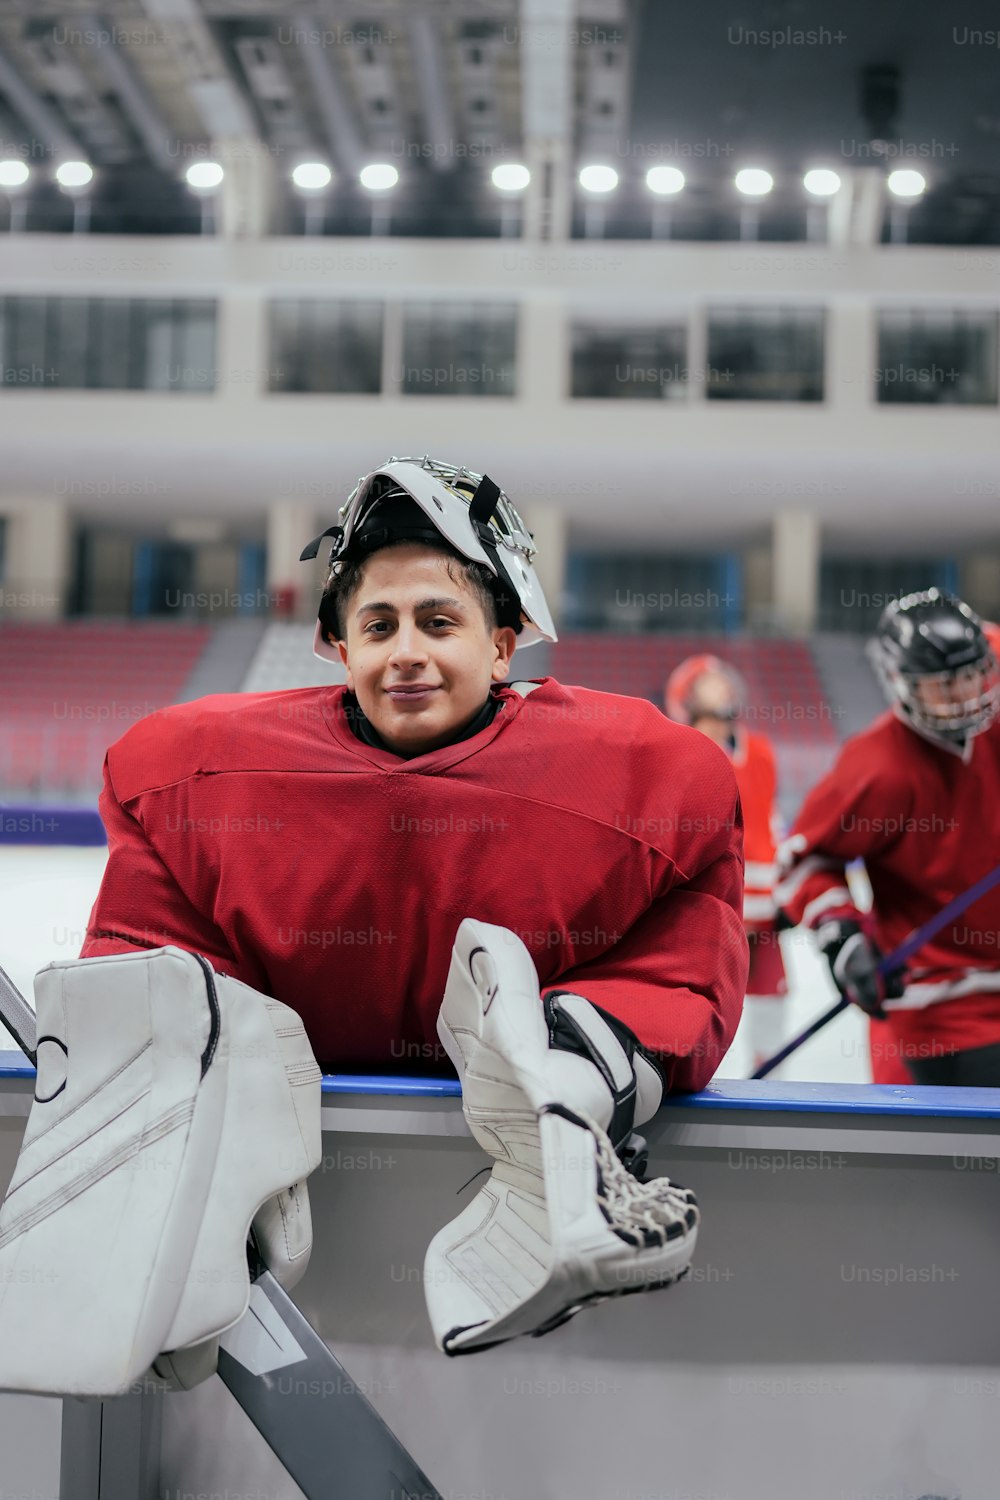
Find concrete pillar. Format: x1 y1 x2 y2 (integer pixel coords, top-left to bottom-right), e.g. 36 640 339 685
743 541 773 629
961 552 1000 620
0 499 70 620
266 501 316 621
517 299 564 405
772 507 820 635
216 282 265 399
522 138 572 241
827 303 873 413
215 138 276 240
519 504 567 630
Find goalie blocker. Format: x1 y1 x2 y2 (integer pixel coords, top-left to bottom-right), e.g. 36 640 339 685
425 919 699 1355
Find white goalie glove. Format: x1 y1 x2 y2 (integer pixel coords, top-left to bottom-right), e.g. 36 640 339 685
424 919 699 1355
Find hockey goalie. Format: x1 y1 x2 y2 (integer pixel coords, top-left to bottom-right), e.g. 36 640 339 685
0 458 748 1391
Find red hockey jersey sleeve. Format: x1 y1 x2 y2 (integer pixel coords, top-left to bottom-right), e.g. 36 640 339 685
774 721 916 934
542 775 747 1095
79 753 267 990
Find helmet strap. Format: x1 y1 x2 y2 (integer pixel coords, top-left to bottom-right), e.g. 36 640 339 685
468 475 523 633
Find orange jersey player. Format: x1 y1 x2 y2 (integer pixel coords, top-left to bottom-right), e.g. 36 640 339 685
666 655 787 1070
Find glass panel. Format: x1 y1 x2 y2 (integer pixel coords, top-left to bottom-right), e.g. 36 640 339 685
706 306 825 401
570 319 689 399
400 301 516 396
818 558 958 633
93 299 135 389
48 298 91 388
876 308 998 405
6 298 51 387
172 299 217 392
565 552 736 632
268 300 383 393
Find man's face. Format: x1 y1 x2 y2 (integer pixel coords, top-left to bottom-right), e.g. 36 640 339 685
689 670 739 746
911 662 996 724
336 543 517 756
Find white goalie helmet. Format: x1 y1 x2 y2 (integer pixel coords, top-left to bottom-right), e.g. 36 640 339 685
300 456 557 661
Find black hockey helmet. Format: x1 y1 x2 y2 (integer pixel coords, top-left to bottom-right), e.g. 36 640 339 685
867 588 1000 747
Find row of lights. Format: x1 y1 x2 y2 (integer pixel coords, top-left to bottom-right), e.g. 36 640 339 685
0 157 929 201
576 165 927 199
0 158 402 195
0 159 94 190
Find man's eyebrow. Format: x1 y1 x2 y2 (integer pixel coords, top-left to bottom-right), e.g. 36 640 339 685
355 595 466 617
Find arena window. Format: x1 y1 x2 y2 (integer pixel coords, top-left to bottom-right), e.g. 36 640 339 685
569 317 689 399
819 558 960 633
399 301 517 396
0 296 217 392
705 305 825 401
268 300 383 394
875 307 998 405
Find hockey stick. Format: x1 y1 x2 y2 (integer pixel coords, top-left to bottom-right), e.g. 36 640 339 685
0 963 36 1063
0 962 441 1500
751 858 1000 1080
218 1264 442 1500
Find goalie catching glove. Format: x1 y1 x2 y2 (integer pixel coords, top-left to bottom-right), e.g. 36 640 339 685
424 919 698 1356
817 917 906 1019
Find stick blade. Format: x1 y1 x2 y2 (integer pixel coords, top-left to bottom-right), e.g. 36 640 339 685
218 1271 442 1500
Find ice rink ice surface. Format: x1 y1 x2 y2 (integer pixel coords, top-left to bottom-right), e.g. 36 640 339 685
0 845 872 1082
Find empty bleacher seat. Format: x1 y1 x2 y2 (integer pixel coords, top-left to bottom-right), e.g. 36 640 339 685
0 622 212 802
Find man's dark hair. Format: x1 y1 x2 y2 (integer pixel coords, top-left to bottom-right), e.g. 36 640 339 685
321 538 500 643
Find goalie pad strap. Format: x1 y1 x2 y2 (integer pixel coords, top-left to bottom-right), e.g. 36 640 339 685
543 991 639 1153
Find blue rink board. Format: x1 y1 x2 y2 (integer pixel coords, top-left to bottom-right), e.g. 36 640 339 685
0 806 107 846
0 1051 998 1119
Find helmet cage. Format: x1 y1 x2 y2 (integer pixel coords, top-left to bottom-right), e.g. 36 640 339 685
300 456 556 659
869 639 1000 743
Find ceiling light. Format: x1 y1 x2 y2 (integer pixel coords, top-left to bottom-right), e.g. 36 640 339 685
803 168 841 197
360 163 399 191
887 169 926 198
578 164 619 194
735 168 774 197
185 161 224 192
491 163 531 192
292 162 333 192
0 160 29 189
646 166 685 196
55 160 93 190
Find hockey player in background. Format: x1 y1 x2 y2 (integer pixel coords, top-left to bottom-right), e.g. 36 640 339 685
666 655 787 1071
78 457 748 1351
775 589 1000 1087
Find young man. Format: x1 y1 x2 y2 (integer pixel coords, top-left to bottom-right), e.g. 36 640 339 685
775 589 1000 1087
666 655 787 1071
79 457 748 1350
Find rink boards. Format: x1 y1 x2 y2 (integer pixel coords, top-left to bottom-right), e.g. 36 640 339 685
0 1063 998 1500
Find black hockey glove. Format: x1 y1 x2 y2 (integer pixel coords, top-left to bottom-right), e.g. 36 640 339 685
816 918 905 1019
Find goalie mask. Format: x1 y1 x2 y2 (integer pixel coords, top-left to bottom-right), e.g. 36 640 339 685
300 457 557 660
867 588 1000 748
665 654 747 726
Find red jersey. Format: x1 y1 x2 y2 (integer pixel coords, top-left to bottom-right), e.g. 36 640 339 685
730 729 781 931
774 709 1000 1056
81 678 748 1093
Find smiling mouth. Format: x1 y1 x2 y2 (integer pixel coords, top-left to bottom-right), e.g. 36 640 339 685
385 685 440 701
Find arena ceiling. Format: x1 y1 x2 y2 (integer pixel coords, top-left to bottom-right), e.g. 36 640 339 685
0 0 998 241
